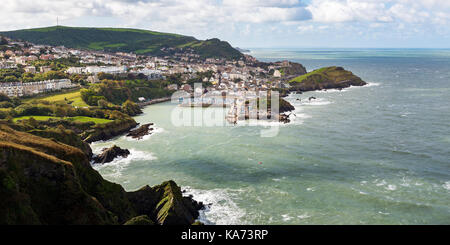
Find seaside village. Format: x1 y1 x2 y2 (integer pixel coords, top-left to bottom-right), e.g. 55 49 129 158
0 36 299 122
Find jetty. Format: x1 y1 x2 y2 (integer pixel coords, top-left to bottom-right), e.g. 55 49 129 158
138 97 171 107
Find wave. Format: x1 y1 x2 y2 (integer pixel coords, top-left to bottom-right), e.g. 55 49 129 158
297 213 311 219
93 149 157 177
281 214 293 221
366 82 381 87
443 181 450 190
297 98 332 106
183 187 247 225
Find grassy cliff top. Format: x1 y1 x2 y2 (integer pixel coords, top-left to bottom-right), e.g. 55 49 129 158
290 66 361 84
0 26 243 60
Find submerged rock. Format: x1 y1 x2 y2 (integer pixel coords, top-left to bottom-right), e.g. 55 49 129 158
127 123 154 140
92 145 130 164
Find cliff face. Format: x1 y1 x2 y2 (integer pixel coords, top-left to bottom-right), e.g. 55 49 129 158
0 124 202 225
82 118 138 143
289 66 367 92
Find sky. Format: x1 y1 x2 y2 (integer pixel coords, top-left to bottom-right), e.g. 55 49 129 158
1 0 450 48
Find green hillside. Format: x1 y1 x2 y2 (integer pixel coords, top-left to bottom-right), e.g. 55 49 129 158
0 26 243 60
289 66 367 91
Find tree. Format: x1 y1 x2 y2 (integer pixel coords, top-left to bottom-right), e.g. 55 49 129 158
4 76 19 83
122 100 142 116
22 72 35 83
97 99 109 109
0 93 11 102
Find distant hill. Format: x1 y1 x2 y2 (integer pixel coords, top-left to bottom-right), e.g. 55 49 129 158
0 26 243 60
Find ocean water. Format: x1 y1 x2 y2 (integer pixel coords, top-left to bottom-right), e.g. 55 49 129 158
92 49 450 225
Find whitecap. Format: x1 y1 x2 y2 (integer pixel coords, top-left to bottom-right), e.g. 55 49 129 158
93 149 157 177
306 187 315 192
281 214 293 221
375 180 387 186
297 213 311 219
443 181 450 190
386 185 397 191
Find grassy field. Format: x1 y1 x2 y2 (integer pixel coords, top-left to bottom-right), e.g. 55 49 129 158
25 90 89 107
14 116 112 124
289 67 329 83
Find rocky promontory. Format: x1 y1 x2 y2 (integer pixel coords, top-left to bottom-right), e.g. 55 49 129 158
82 118 139 143
289 66 367 92
0 123 203 225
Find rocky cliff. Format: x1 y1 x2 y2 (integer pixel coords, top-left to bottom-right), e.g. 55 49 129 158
0 123 202 225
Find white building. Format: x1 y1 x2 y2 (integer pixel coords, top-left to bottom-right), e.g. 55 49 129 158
0 79 77 97
85 66 127 74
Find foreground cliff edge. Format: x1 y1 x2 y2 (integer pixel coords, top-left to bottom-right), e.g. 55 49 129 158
0 123 203 225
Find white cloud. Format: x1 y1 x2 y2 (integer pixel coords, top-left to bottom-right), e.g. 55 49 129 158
1 0 449 47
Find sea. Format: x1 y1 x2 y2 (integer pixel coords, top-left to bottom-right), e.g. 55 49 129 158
91 48 450 225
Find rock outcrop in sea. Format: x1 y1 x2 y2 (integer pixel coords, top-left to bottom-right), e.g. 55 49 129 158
92 145 130 164
127 123 154 140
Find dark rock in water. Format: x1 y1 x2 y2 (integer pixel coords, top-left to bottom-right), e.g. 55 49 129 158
309 96 317 101
279 98 295 113
126 181 205 225
127 123 154 140
92 145 130 164
123 215 155 225
279 113 291 124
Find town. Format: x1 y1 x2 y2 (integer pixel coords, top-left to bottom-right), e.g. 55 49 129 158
0 35 305 100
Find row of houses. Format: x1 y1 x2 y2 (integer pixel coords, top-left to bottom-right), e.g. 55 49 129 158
66 66 128 74
0 79 78 97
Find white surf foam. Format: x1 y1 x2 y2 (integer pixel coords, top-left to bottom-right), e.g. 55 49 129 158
298 98 332 106
93 149 157 177
386 185 397 191
124 126 165 141
183 187 247 225
366 82 381 87
281 214 293 221
297 213 311 219
443 181 450 190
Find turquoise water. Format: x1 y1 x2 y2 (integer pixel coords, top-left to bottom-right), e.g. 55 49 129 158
92 49 450 225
